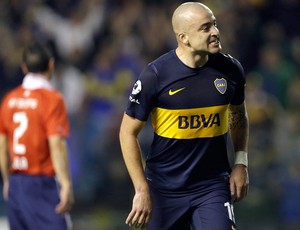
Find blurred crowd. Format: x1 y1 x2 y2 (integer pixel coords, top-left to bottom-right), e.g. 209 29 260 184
0 0 300 229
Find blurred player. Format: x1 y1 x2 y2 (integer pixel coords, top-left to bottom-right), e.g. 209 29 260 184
119 2 249 229
0 42 74 230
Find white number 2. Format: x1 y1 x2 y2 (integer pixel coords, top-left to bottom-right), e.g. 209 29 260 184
13 112 28 155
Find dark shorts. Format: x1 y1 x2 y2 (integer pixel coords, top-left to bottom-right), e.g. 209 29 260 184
7 174 71 230
147 175 236 230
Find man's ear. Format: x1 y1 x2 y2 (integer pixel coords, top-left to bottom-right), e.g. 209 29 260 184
20 63 29 75
48 58 55 71
178 32 189 45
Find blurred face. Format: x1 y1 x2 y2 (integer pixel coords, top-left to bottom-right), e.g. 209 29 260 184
185 10 221 54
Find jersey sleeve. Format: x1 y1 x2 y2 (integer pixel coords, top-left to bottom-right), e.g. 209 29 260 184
0 104 6 135
44 93 70 137
0 95 10 135
125 64 158 121
230 58 246 105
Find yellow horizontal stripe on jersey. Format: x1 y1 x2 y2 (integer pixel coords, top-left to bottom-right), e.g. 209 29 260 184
151 105 229 139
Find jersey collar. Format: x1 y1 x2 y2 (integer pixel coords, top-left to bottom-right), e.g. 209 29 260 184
22 73 52 90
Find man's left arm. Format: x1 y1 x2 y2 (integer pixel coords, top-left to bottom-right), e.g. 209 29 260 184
0 134 9 201
49 135 74 214
228 102 249 202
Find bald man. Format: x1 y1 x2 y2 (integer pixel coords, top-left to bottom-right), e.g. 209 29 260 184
119 2 249 229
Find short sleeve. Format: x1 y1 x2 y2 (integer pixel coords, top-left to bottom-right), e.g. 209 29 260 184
44 93 70 137
230 59 246 105
0 104 6 135
125 65 158 121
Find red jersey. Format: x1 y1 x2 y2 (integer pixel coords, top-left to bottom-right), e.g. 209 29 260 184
0 73 69 176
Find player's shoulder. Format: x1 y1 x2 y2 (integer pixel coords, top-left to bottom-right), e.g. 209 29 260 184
34 87 63 101
2 86 62 101
152 50 175 64
1 86 23 104
35 89 67 115
42 87 63 98
148 50 176 74
210 52 242 68
209 52 245 79
145 50 184 83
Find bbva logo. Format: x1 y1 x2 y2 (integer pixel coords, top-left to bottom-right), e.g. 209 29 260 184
178 114 220 129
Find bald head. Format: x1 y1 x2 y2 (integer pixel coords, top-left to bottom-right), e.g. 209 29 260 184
172 2 213 34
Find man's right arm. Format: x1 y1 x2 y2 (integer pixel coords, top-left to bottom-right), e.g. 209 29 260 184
119 113 152 228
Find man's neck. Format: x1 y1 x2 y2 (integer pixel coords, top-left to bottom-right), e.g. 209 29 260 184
175 47 209 68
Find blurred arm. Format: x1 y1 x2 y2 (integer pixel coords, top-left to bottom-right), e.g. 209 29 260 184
48 135 74 214
0 134 9 201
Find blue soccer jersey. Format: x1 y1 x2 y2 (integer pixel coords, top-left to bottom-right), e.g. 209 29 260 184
126 50 245 192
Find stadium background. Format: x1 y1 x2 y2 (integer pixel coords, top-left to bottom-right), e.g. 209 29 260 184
0 0 299 229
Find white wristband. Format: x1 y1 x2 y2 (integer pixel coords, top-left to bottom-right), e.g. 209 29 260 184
234 151 248 167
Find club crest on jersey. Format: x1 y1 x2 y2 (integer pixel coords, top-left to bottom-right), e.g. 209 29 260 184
214 78 227 94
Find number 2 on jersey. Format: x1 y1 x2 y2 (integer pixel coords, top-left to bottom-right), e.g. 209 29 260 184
13 112 28 154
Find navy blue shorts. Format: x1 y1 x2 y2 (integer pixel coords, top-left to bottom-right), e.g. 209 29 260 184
7 174 71 230
147 175 236 230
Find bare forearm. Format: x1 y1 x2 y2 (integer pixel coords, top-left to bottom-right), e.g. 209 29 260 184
119 114 149 192
49 136 74 213
120 132 149 192
49 136 72 187
0 135 9 182
229 103 249 151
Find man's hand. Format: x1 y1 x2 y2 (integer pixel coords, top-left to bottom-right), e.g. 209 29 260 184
230 164 249 202
126 190 152 229
55 184 74 214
